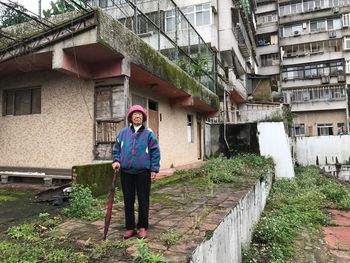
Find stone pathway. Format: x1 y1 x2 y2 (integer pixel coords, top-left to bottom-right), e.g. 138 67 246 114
323 209 350 262
55 176 256 262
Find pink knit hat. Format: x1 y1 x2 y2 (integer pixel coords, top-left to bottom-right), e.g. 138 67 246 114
127 105 147 122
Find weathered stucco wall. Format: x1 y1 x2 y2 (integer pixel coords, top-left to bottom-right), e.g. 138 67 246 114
0 71 94 169
294 110 347 136
295 135 350 166
130 86 202 168
190 173 273 263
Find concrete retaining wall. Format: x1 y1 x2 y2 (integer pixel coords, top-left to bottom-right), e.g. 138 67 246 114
257 122 295 179
189 173 273 263
295 135 350 166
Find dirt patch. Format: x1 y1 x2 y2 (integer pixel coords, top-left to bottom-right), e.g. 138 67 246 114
0 185 61 236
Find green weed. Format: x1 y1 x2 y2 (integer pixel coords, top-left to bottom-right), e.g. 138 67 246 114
243 166 350 263
63 184 104 221
158 229 180 247
132 238 167 263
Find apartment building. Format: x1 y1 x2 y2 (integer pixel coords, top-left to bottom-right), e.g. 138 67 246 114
256 0 350 136
91 0 259 122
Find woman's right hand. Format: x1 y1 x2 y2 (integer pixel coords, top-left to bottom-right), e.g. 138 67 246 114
112 161 120 170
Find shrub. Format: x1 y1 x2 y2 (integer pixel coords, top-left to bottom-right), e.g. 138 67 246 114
63 184 104 221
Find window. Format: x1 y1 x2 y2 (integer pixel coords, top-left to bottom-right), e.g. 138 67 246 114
291 2 303 14
132 94 147 110
261 53 279 66
165 10 175 31
195 3 211 26
279 4 291 16
3 87 41 116
137 12 158 34
328 18 342 30
257 12 277 25
166 3 211 31
281 24 302 37
346 60 350 73
310 20 326 32
344 37 350 49
290 86 345 102
282 60 344 80
294 124 305 136
337 123 347 134
303 1 315 12
343 13 350 27
187 114 194 143
317 123 333 136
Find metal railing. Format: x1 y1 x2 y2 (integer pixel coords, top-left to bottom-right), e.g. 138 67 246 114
91 0 216 92
207 104 283 124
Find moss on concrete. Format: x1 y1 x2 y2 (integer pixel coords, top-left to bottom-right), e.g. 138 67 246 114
96 9 219 111
73 162 119 197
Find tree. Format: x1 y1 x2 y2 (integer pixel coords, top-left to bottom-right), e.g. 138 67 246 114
0 2 29 27
43 0 88 18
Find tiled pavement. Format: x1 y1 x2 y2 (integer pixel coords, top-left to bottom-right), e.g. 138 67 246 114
323 209 350 262
55 175 256 262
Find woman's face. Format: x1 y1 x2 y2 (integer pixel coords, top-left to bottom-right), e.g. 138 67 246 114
131 111 143 125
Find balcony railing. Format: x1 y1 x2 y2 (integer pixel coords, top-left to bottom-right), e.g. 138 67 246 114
286 85 346 103
90 0 216 93
207 104 283 124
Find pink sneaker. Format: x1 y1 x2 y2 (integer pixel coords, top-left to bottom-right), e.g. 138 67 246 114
123 229 136 239
137 228 147 238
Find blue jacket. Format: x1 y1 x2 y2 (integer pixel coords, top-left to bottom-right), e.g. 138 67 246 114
113 125 160 174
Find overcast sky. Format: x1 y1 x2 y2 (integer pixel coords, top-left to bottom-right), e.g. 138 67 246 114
16 0 52 16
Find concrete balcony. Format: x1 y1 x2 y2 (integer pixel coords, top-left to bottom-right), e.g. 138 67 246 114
281 76 341 89
279 6 350 25
258 65 280 75
256 23 279 35
256 3 277 14
256 44 279 56
291 99 347 112
281 51 343 66
280 30 342 46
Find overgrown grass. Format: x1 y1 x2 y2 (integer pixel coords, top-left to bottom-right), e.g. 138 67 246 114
202 154 274 183
243 166 350 263
159 154 274 189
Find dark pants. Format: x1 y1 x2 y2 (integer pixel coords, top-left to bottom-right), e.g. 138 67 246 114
120 170 151 230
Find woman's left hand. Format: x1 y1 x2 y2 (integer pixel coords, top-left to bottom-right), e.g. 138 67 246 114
151 172 157 180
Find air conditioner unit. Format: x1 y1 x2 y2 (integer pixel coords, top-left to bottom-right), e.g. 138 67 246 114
333 7 340 13
329 30 337 38
294 30 300 36
303 22 308 29
321 75 330 84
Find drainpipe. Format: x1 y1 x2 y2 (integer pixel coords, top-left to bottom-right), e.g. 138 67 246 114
223 88 231 154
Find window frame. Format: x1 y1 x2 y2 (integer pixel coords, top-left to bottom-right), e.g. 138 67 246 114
187 114 194 143
2 87 41 116
165 2 212 32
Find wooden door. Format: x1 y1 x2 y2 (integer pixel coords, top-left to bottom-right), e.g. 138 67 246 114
197 121 202 160
148 101 159 139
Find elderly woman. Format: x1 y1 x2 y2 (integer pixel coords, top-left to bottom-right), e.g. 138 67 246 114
112 105 160 239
